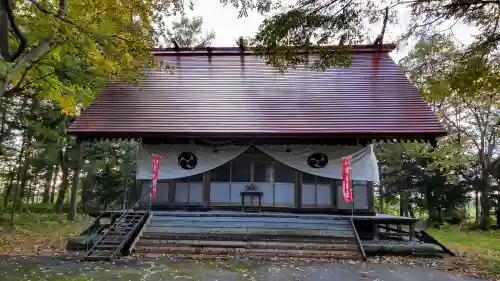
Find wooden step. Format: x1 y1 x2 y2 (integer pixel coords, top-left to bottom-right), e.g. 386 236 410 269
94 244 119 249
136 239 358 251
99 240 122 244
134 246 361 259
140 233 355 243
143 226 355 238
148 220 351 231
107 228 134 233
84 211 150 261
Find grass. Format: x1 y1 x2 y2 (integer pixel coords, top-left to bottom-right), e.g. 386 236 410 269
429 226 500 276
0 212 91 255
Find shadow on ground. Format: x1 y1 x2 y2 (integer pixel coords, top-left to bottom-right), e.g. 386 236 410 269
0 255 489 281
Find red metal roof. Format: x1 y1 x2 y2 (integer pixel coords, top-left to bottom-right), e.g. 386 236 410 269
68 45 446 141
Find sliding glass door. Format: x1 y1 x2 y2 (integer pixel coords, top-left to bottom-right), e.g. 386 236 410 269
208 156 297 207
301 173 332 208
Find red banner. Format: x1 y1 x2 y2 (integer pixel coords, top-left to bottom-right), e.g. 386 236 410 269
151 154 161 199
342 157 352 202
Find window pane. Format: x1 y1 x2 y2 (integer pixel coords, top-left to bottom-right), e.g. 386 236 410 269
211 161 231 182
275 163 295 183
254 162 274 182
302 172 316 184
232 158 251 182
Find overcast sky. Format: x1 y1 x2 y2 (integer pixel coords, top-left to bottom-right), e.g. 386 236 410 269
168 0 476 62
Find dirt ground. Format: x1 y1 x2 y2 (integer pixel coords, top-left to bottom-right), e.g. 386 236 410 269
0 255 491 281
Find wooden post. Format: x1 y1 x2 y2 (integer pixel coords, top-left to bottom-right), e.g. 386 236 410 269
367 181 374 212
409 223 415 241
203 171 211 209
167 179 176 205
295 171 301 210
331 179 337 211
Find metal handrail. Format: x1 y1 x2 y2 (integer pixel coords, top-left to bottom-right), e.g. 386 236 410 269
86 185 153 260
350 217 367 260
85 183 153 254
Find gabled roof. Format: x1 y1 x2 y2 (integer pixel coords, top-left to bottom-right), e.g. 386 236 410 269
68 44 446 143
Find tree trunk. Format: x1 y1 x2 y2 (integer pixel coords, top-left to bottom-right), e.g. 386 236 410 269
81 166 94 213
479 173 492 229
16 135 33 209
9 134 26 206
0 97 7 154
17 162 30 207
68 143 83 221
10 135 27 225
475 187 480 224
496 198 500 228
42 166 54 204
54 150 70 213
3 164 16 207
50 165 60 203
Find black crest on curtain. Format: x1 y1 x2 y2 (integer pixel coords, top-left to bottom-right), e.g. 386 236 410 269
178 152 198 169
307 153 328 168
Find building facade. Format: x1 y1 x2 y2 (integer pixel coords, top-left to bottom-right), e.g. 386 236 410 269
68 44 446 215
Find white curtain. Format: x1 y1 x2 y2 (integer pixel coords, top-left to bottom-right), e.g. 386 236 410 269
256 145 379 182
136 144 250 179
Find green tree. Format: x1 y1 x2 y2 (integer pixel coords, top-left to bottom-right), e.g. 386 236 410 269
377 141 470 225
218 0 500 72
165 16 215 48
401 35 500 228
0 0 182 115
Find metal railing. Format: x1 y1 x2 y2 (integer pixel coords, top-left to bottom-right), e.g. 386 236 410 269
84 184 153 254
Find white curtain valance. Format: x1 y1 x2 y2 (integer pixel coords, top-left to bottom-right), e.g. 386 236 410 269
136 144 250 180
255 144 379 183
136 144 379 183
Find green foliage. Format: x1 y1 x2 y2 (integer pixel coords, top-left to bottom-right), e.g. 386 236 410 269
220 0 278 17
166 16 215 48
376 139 472 224
400 34 500 227
405 0 500 54
220 0 500 77
0 203 59 214
1 0 184 112
429 227 500 276
0 6 215 224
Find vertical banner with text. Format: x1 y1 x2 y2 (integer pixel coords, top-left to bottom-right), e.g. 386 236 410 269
151 154 161 199
342 157 353 203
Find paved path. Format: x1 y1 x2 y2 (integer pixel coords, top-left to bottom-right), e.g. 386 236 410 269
0 256 489 281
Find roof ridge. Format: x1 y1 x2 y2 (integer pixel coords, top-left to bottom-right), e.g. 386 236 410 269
151 44 396 56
